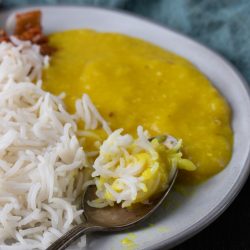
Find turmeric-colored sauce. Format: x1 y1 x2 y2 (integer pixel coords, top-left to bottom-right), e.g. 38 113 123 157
43 30 233 183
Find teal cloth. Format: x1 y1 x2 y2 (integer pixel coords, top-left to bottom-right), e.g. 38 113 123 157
3 0 250 84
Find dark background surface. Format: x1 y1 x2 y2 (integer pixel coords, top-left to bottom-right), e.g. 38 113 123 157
2 0 250 249
174 180 250 250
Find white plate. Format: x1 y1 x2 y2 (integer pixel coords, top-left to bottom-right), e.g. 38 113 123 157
1 6 250 250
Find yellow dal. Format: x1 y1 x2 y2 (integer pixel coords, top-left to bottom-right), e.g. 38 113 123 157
43 30 233 183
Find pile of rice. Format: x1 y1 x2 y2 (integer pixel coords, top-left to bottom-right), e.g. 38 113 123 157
0 38 110 249
90 128 195 208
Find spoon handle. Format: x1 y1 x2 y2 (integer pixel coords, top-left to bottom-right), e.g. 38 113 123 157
46 223 100 250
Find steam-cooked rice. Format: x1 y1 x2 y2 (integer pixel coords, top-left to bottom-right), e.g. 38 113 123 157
0 38 110 249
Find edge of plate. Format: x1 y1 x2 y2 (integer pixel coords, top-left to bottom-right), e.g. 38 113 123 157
1 5 250 250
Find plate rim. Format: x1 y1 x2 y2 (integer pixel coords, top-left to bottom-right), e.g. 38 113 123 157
1 5 250 250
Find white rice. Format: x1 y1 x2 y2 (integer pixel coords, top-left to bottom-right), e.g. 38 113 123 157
0 39 111 249
89 127 159 208
89 127 189 208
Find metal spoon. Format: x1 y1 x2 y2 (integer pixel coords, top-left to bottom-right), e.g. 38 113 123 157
47 136 178 250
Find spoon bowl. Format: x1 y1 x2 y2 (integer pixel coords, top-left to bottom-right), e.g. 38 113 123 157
47 136 178 250
47 170 177 250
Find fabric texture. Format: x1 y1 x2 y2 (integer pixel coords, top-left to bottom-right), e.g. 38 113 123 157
2 0 250 83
